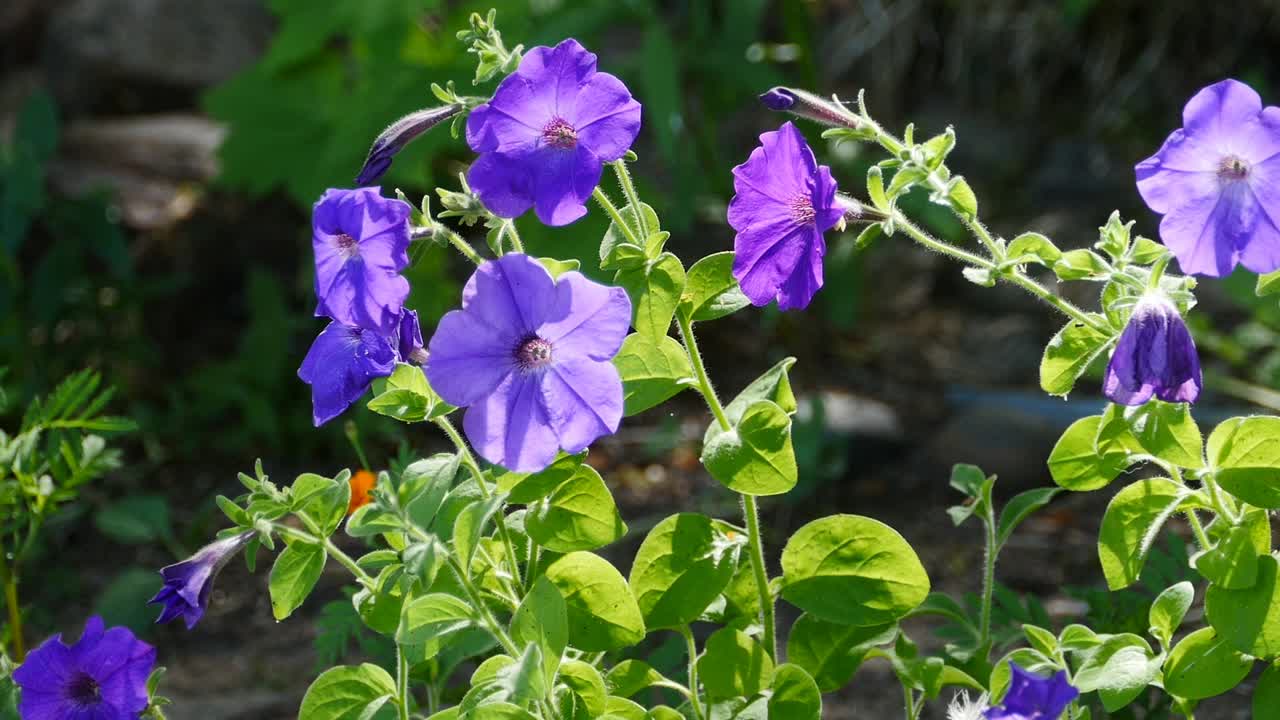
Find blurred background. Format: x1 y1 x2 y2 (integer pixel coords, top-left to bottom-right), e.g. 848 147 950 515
4 0 1280 717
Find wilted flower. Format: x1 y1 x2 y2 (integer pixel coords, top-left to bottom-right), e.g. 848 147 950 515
150 530 255 629
426 253 631 471
1136 79 1280 277
355 104 463 186
759 86 861 129
313 187 412 335
729 121 843 310
12 616 156 720
985 663 1078 720
298 321 398 425
1104 294 1202 406
466 39 642 226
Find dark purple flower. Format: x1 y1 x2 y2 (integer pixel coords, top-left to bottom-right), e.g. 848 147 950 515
729 121 843 311
466 39 642 227
12 616 156 720
1104 294 1202 406
313 187 412 335
758 86 861 129
356 105 463 186
397 309 427 365
1136 79 1280 277
985 663 1078 720
298 320 398 425
425 254 630 472
149 530 255 629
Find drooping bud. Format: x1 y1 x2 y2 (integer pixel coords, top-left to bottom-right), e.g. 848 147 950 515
1103 294 1202 406
758 86 861 130
356 104 463 186
149 530 256 629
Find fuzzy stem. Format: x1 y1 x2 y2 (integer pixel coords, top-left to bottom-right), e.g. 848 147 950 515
438 226 484 265
592 187 642 247
0 552 22 661
676 312 732 433
611 160 649 237
978 510 999 653
678 626 706 720
395 646 411 720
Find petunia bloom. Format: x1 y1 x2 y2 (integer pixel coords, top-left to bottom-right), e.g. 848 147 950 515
298 321 398 425
313 187 412 335
729 121 843 310
149 530 256 629
985 663 1078 720
466 39 642 227
12 616 156 720
355 105 462 186
1136 79 1280 277
1104 294 1202 406
425 253 631 472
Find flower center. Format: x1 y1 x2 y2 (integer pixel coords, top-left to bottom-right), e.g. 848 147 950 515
333 232 360 260
789 193 816 224
515 334 554 371
1218 154 1250 182
542 118 578 150
66 673 101 706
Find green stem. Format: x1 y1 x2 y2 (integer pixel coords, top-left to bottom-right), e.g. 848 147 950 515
1186 509 1213 551
902 684 917 720
395 646 411 720
978 512 998 653
0 550 23 661
1202 474 1240 525
450 556 520 656
503 220 526 254
439 226 484 265
273 524 376 587
611 160 649 237
434 416 526 596
592 187 642 247
892 212 996 270
678 626 706 720
676 311 776 659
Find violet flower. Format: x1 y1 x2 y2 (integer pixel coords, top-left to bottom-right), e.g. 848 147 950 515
466 39 642 227
313 187 412 335
729 121 843 311
425 254 631 472
1136 79 1280 277
356 104 462 186
298 320 398 425
12 616 156 720
985 663 1078 720
149 530 256 629
398 308 427 365
1104 294 1202 406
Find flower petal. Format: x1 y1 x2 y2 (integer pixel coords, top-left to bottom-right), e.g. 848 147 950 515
539 271 632 360
517 39 598 119
468 151 537 220
1158 185 1248 277
533 147 601 226
462 254 559 334
733 218 810 306
466 96 544 154
573 72 642 162
1135 135 1219 216
1181 79 1264 148
540 358 623 453
731 122 818 205
1239 159 1280 274
426 309 516 407
298 322 397 426
463 372 559 472
775 229 826 311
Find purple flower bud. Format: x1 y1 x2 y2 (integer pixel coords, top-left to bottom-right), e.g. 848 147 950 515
298 321 398 425
149 530 256 629
397 308 427 365
758 86 861 129
984 663 1078 720
356 104 463 186
1104 295 1202 406
12 616 156 720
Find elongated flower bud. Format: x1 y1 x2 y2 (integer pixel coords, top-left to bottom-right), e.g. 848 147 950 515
149 530 255 628
759 86 861 130
1104 294 1202 405
356 104 463 186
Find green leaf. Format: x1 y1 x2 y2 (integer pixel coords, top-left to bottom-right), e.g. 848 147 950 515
559 660 608 717
466 704 537 720
947 178 978 219
539 256 580 279
461 643 547 711
299 473 351 537
1098 477 1190 590
702 400 798 496
866 166 888 211
396 593 475 645
511 577 568 687
781 514 931 626
1255 663 1280 719
298 663 396 720
681 252 752 322
1259 269 1280 296
1072 634 1159 712
400 453 460 530
366 363 455 423
453 495 503 569
1163 627 1253 700
526 465 626 553
996 487 1061 547
1006 232 1062 265
785 613 896 692
600 203 658 271
1052 249 1110 281
345 503 402 538
1129 236 1167 265
495 452 585 505
1022 624 1059 657
351 565 407 635
613 333 693 416
270 541 327 620
1124 401 1204 468
697 628 774 701
603 696 647 720
722 358 798 423
544 552 645 651
767 664 822 720
1096 211 1133 261
1048 416 1132 491
95 495 171 544
616 252 685 338
1209 416 1280 508
606 660 667 699
1194 522 1258 589
628 513 736 629
1206 554 1280 657
1040 318 1111 396
1059 624 1102 652
1149 581 1195 648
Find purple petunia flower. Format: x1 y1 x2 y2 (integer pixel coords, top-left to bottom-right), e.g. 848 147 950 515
1104 294 1202 406
356 105 462 186
985 663 1078 720
12 616 156 720
313 187 412 335
425 254 631 472
729 121 843 311
298 320 398 425
149 530 255 629
398 308 427 365
1136 79 1280 277
466 39 642 227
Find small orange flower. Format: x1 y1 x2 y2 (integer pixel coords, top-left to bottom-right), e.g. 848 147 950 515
347 470 377 514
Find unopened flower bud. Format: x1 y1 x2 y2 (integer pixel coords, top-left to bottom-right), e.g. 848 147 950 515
758 87 860 130
356 104 463 186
